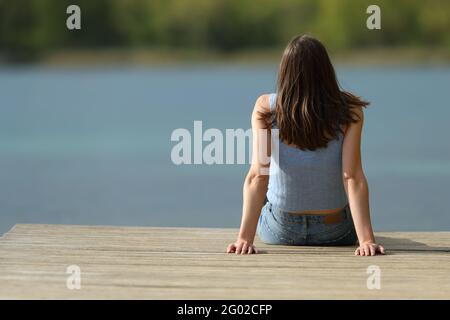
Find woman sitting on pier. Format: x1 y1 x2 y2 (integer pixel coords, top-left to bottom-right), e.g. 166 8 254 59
227 35 385 256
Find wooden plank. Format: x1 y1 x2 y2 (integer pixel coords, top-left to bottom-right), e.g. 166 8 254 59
0 224 449 299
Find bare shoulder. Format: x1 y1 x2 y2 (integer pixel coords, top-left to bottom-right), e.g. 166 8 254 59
352 106 364 121
254 94 272 113
251 94 272 129
343 106 364 136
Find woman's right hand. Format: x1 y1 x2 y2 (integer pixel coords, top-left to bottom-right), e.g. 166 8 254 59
226 239 259 254
355 241 385 256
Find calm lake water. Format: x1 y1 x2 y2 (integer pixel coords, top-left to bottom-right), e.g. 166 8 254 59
1 64 449 235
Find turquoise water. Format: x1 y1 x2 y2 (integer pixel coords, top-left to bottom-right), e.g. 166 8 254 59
1 65 449 234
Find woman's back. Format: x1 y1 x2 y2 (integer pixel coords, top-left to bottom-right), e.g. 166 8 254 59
267 93 348 212
228 35 384 256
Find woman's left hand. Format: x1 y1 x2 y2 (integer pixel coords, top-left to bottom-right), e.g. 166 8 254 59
355 241 385 256
226 239 258 254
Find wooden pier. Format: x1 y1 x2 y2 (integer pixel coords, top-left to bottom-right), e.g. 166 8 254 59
0 224 449 299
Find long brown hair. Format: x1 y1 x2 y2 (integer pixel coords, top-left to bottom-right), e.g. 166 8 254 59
263 35 369 150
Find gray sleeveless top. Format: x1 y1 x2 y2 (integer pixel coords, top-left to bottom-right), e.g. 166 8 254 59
266 93 348 211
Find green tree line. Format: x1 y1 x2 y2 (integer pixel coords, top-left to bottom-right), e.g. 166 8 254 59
0 0 449 62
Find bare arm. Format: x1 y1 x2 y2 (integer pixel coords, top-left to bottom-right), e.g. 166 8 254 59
227 94 271 254
342 107 385 256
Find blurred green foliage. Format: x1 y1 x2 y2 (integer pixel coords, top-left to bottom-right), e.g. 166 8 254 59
0 0 449 62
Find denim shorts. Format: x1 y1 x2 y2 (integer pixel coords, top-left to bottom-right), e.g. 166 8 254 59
256 201 358 246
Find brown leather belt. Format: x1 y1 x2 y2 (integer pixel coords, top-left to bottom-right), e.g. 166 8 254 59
286 205 348 225
287 206 346 215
